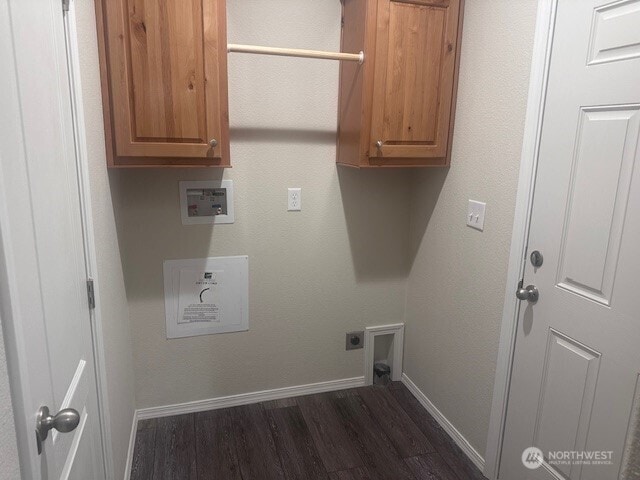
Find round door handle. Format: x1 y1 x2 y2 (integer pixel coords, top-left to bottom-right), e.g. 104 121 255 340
35 406 80 454
516 285 539 303
208 138 218 148
375 140 383 149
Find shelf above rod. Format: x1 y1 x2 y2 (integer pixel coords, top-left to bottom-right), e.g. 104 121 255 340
227 44 364 64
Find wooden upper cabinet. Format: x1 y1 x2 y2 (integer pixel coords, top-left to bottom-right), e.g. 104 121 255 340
337 0 463 167
95 0 230 167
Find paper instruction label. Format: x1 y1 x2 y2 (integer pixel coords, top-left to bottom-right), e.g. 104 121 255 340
177 269 223 324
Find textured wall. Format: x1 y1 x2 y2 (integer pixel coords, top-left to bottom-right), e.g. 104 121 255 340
111 0 411 409
0 0 24 474
403 0 538 456
0 323 19 480
74 1 136 478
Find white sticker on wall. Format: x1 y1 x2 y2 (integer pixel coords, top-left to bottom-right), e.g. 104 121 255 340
163 256 248 338
177 269 223 324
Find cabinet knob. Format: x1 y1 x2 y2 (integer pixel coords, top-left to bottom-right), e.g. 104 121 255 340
209 138 218 148
375 140 383 149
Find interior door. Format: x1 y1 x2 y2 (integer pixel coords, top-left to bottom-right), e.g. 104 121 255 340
0 0 105 478
500 0 640 479
369 0 460 162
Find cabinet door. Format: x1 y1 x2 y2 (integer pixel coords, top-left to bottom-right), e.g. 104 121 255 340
370 0 460 162
104 0 229 161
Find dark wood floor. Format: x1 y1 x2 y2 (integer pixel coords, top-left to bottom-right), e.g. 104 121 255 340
130 382 486 480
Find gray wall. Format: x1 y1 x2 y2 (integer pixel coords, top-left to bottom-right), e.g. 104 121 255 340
403 0 538 455
111 0 411 409
0 0 23 474
0 323 19 480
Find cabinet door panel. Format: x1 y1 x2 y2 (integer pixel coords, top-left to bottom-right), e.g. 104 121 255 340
370 0 460 161
104 0 228 160
128 0 205 142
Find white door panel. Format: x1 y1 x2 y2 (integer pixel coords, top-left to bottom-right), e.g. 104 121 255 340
500 0 640 478
0 0 105 478
556 106 639 306
534 330 601 479
588 0 640 66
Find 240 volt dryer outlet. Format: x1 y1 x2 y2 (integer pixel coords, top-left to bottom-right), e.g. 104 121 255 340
346 331 364 350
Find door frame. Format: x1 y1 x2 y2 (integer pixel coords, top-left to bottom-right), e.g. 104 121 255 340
483 1 558 479
0 0 114 477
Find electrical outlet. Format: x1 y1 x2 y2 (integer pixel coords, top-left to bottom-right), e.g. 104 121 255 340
466 199 486 231
346 331 364 350
288 188 302 211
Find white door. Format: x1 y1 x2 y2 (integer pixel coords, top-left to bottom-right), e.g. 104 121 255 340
500 0 640 479
0 0 105 479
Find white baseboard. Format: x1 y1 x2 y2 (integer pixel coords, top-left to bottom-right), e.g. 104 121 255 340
123 409 139 480
136 376 365 421
402 373 485 472
124 376 364 478
124 374 482 479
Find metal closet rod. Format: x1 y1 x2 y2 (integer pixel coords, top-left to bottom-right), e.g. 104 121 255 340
227 44 365 64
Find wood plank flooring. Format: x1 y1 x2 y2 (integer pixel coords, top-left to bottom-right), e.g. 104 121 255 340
131 383 486 480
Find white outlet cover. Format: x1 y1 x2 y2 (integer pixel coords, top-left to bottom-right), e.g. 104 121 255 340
288 188 301 211
467 200 486 231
